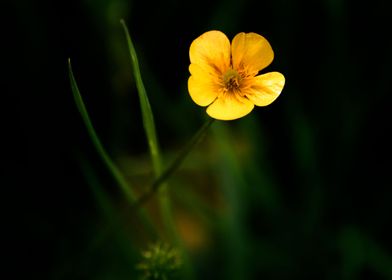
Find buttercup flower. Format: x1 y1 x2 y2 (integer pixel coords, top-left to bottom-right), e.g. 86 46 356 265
188 30 285 120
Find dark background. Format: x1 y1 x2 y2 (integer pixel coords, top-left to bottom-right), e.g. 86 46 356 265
5 0 392 279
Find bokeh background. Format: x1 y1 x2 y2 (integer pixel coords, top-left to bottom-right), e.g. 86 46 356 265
6 0 392 279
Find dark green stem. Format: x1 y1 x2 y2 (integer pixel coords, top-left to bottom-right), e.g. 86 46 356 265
135 118 215 207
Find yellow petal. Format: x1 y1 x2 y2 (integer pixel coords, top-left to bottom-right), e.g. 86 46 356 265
188 64 219 106
189 30 231 75
231 32 274 73
206 95 254 120
245 72 285 106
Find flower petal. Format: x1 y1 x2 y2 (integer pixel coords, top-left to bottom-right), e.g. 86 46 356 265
206 95 254 120
188 64 219 106
245 72 285 107
231 32 274 73
189 30 231 75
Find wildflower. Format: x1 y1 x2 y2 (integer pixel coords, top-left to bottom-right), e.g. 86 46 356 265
137 242 182 280
188 30 285 120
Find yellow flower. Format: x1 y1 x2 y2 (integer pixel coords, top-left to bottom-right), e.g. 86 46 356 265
188 30 285 120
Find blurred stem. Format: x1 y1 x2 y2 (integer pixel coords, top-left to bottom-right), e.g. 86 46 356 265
136 117 214 280
212 123 248 280
68 59 156 238
78 156 138 263
135 118 215 207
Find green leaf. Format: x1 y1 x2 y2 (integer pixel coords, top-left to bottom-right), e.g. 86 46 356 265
68 59 156 237
120 22 195 278
68 59 136 202
120 20 162 177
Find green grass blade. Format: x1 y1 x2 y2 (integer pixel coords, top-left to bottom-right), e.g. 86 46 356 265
120 21 195 279
120 17 176 244
68 59 156 237
120 20 162 176
68 58 136 201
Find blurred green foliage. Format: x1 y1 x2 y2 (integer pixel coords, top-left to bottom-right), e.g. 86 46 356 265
6 0 392 279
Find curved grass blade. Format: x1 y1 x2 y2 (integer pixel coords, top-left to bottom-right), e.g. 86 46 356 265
120 20 162 176
120 21 195 279
68 59 156 238
120 16 177 242
68 59 136 201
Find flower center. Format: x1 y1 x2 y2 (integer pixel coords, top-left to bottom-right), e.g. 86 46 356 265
222 69 241 92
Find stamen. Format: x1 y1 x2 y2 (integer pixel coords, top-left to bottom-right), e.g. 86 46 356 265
222 69 242 92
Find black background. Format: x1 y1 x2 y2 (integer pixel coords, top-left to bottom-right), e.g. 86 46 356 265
5 0 392 279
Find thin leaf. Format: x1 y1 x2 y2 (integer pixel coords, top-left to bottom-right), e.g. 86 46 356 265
120 22 195 279
68 59 136 201
120 20 162 176
68 59 156 237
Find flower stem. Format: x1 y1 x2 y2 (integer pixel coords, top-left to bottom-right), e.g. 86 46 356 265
135 118 215 207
